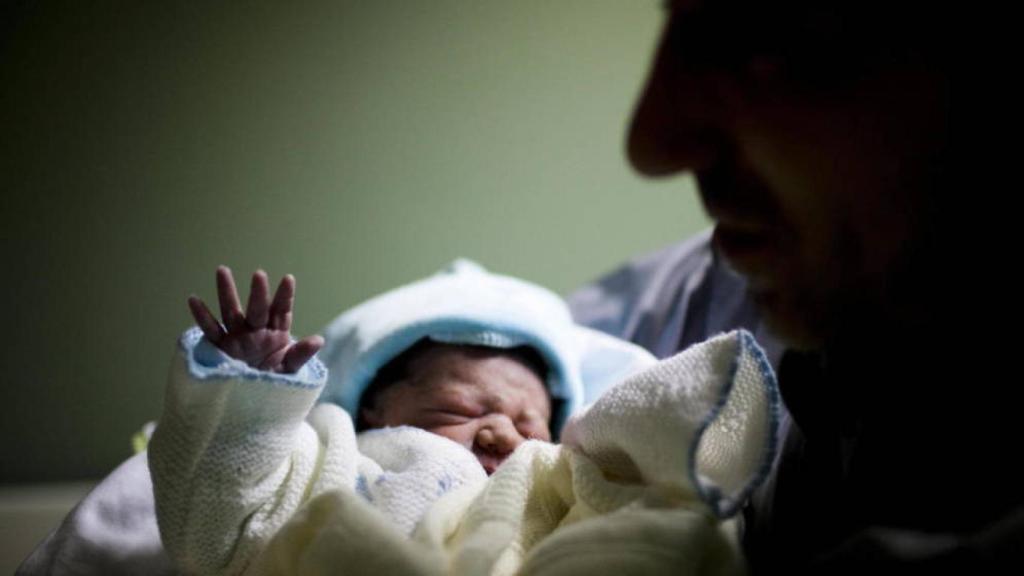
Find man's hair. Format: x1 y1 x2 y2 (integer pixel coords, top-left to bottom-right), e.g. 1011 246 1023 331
355 339 551 431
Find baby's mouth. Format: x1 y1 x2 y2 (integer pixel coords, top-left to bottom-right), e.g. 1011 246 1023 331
474 452 506 476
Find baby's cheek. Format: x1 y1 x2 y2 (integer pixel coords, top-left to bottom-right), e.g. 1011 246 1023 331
425 423 477 450
520 422 551 443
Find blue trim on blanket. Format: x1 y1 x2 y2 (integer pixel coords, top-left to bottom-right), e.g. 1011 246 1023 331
688 329 780 518
355 474 372 502
742 330 781 510
178 326 327 389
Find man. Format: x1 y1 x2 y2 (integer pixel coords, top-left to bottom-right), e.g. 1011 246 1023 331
573 0 1021 572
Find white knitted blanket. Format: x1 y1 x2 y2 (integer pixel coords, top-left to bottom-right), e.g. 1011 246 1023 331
150 329 777 576
148 329 486 575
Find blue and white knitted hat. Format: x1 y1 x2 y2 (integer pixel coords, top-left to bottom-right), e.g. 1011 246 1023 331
317 259 655 434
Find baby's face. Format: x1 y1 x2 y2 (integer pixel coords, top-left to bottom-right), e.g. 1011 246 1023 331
361 346 552 475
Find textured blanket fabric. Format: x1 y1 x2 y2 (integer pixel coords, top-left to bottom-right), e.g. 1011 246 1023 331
150 329 777 576
148 329 487 576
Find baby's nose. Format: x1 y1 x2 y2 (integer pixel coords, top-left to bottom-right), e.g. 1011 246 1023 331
475 418 524 456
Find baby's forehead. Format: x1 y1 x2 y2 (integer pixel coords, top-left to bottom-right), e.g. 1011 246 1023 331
411 344 541 379
405 345 550 401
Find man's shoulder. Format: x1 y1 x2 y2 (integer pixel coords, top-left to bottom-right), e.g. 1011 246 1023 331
567 230 714 335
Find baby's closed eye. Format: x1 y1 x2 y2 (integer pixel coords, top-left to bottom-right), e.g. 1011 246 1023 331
421 404 483 425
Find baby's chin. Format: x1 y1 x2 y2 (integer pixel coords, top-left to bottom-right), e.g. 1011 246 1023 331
474 452 505 476
473 448 520 475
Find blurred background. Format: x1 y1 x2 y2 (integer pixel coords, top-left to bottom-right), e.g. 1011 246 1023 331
1 0 705 568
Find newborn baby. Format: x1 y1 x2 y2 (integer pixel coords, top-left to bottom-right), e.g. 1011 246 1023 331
150 261 778 576
187 265 553 476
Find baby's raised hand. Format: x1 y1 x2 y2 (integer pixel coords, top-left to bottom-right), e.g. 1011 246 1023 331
187 266 324 374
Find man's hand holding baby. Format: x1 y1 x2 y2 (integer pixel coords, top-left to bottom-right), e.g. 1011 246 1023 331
187 266 323 374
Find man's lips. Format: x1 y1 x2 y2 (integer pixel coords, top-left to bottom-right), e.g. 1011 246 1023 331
712 224 779 284
697 163 783 286
697 162 779 227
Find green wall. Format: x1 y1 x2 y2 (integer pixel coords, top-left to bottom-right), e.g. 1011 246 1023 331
0 1 707 483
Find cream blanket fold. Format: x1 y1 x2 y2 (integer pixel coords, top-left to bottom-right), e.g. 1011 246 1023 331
251 329 778 576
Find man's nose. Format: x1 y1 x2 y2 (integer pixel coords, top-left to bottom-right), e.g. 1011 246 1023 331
474 417 524 456
627 11 736 177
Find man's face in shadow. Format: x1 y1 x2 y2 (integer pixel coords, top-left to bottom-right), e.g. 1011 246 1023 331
628 1 949 350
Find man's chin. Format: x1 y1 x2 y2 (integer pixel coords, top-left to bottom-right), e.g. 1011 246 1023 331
752 290 827 352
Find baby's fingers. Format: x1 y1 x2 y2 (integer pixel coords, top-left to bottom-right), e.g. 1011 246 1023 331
217 266 247 333
245 270 271 329
188 296 226 344
268 274 296 332
281 335 324 374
